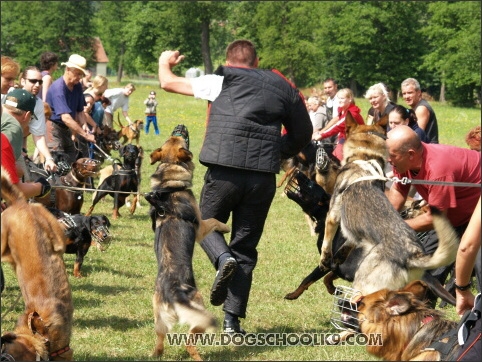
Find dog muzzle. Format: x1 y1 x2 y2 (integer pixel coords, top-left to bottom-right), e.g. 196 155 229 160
330 285 364 333
284 168 330 220
91 225 113 252
171 124 190 149
56 160 71 176
79 159 102 177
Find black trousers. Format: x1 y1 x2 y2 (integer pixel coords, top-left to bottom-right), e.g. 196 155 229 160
199 165 276 318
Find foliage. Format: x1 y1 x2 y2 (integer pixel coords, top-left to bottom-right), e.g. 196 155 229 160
421 1 481 106
1 1 480 106
1 0 95 68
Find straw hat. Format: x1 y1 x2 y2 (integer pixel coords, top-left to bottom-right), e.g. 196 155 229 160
61 54 87 75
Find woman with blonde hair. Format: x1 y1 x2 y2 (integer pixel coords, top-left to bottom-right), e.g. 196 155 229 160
84 75 109 132
314 88 364 161
364 82 396 130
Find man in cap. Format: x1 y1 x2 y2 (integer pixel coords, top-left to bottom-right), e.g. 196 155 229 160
46 54 96 164
2 88 50 192
2 88 38 159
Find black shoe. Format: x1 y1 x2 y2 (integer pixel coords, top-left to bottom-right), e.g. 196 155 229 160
210 256 237 306
316 147 330 172
223 319 246 335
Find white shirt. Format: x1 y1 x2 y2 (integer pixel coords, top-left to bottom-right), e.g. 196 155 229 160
326 95 340 119
104 88 130 114
190 74 224 102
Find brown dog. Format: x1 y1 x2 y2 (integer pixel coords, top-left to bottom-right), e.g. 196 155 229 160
145 131 230 360
117 116 143 145
34 157 101 214
355 280 459 360
1 168 74 361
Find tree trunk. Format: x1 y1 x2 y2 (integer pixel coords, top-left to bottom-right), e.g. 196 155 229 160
439 81 446 103
201 20 213 74
117 43 125 83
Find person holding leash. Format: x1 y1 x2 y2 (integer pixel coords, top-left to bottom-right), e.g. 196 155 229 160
386 125 481 301
158 39 312 334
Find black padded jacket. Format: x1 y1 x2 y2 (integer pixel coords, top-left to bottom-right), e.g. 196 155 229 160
199 66 312 173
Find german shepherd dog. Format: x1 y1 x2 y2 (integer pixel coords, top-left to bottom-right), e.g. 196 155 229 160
1 169 74 361
144 129 230 360
47 208 112 278
318 112 459 296
86 144 140 219
351 280 459 361
33 157 101 214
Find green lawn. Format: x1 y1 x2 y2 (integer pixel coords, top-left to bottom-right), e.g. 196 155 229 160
1 77 479 361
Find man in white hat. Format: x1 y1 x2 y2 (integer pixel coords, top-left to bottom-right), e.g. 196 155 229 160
45 54 96 164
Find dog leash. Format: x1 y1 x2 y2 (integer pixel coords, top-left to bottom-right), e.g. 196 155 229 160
46 184 141 195
390 176 482 188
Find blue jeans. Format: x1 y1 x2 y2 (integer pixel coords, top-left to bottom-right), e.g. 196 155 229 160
145 115 159 135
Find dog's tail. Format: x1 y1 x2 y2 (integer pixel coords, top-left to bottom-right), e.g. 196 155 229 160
409 206 459 270
175 298 217 333
1 166 26 205
116 113 124 129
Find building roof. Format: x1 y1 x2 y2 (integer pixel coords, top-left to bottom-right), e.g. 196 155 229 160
94 37 109 63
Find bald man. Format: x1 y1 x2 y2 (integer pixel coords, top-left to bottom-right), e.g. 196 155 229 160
386 125 481 296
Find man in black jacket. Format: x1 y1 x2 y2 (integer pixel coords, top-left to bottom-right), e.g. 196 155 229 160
158 40 312 333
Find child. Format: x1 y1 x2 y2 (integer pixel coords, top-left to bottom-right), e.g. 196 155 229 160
144 90 159 135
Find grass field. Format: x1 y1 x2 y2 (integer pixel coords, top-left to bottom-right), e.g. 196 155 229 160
1 77 480 361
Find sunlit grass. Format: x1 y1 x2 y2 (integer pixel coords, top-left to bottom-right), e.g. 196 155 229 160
1 77 479 360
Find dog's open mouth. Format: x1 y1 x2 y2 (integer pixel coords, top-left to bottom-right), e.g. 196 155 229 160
330 285 363 333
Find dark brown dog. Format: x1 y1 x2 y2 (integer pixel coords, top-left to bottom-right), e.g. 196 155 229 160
117 116 143 145
1 168 74 361
355 280 459 360
34 157 101 214
145 132 230 361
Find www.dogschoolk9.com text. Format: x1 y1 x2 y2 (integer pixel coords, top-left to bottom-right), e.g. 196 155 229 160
167 332 383 347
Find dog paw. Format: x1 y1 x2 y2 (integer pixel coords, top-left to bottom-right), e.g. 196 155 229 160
319 254 332 272
284 291 301 300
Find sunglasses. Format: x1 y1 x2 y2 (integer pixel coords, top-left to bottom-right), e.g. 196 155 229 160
27 78 43 85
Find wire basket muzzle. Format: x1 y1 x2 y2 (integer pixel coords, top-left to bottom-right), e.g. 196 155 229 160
330 285 363 332
284 168 330 221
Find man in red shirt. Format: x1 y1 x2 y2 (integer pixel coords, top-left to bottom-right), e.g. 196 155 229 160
387 125 481 299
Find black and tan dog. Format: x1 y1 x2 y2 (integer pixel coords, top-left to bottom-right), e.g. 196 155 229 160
144 130 230 361
116 115 143 145
86 144 140 220
48 208 112 278
1 168 74 361
317 112 459 296
352 280 460 360
92 126 121 163
33 157 101 214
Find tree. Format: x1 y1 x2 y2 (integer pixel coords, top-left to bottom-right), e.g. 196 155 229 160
421 1 481 106
94 1 135 82
1 1 95 69
254 1 324 86
314 1 429 100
